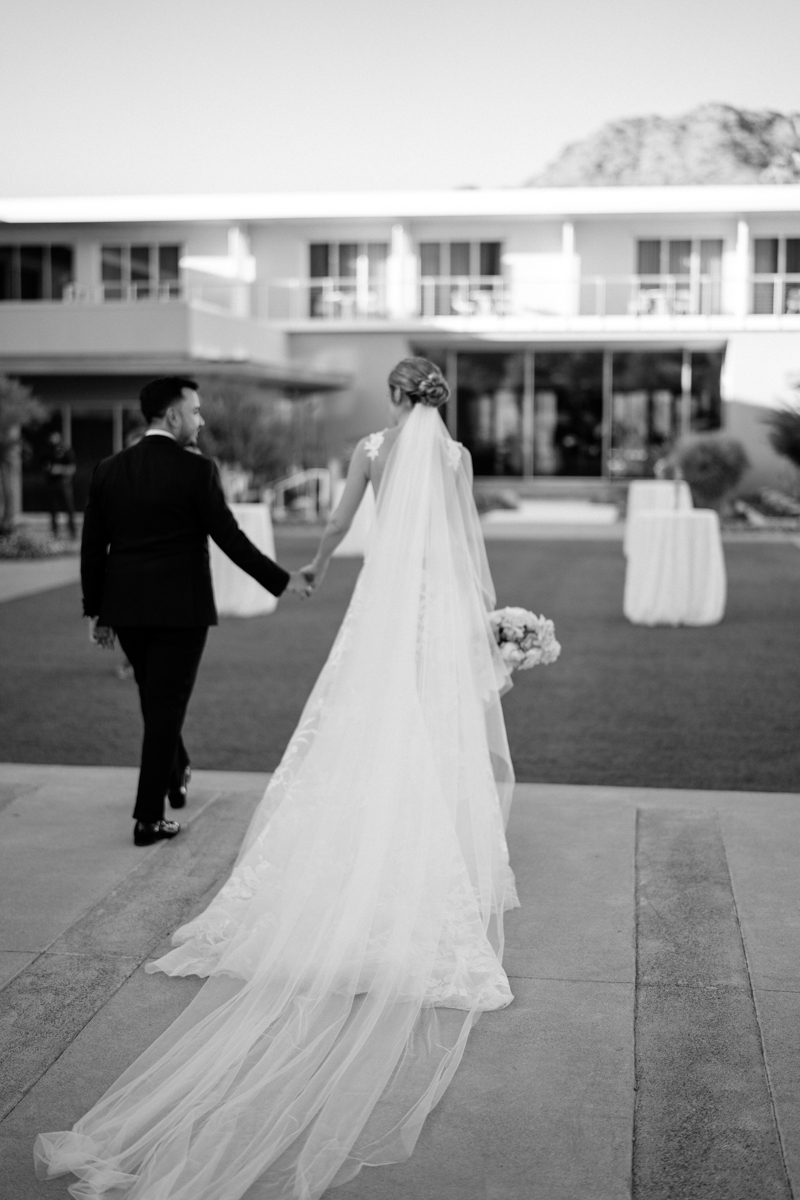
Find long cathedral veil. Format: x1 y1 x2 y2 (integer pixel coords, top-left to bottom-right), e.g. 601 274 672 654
35 404 518 1200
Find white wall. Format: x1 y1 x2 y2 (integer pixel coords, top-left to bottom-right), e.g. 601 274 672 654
288 330 413 454
723 330 800 490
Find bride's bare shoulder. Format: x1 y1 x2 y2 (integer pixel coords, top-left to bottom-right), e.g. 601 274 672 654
359 428 399 461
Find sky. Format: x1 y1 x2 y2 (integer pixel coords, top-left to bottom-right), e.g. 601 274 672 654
1 0 798 197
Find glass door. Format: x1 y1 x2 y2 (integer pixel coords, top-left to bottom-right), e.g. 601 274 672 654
456 353 524 476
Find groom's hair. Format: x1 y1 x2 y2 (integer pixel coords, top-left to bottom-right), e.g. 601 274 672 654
140 377 199 424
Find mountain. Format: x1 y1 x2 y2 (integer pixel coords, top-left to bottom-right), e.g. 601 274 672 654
526 104 800 186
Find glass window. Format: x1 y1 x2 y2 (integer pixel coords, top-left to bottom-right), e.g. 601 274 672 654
0 244 74 300
0 247 14 300
753 238 778 314
309 244 330 278
19 246 45 300
699 240 723 315
479 242 501 276
668 240 691 275
690 352 723 433
158 244 180 281
101 245 124 281
786 239 800 274
609 352 683 478
754 238 779 274
456 353 524 476
101 246 124 299
419 243 440 276
637 240 661 276
338 244 358 277
307 242 388 317
50 245 74 299
130 245 151 298
449 242 471 276
366 243 387 280
700 240 723 275
534 353 603 477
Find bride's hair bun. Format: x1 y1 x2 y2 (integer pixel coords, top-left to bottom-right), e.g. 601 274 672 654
388 357 450 408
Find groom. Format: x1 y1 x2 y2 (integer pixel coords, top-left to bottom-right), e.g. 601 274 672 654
81 376 309 846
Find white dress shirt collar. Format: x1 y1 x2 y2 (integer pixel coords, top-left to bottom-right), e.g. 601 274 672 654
145 429 176 441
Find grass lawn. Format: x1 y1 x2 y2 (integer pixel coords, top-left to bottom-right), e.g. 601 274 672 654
0 535 798 792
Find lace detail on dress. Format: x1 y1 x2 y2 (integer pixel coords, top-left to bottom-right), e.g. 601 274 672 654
363 431 385 461
446 440 463 471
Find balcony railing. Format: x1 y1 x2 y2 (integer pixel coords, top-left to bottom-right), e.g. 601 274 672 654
10 274 800 322
307 278 388 320
267 274 726 320
64 282 183 304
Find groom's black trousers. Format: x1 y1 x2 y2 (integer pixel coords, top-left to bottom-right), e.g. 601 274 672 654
115 626 208 824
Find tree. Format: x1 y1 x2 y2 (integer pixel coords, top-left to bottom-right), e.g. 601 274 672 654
0 376 47 531
198 381 321 485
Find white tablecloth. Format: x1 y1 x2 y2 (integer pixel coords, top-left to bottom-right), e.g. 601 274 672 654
332 480 376 558
623 510 726 626
624 480 693 556
210 503 279 617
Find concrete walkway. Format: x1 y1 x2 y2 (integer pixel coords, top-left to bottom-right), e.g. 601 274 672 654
0 765 798 1199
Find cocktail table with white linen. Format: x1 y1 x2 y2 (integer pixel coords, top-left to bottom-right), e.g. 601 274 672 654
623 479 693 556
209 502 278 617
623 509 726 626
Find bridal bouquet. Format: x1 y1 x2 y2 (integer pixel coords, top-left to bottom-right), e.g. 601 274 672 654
488 607 561 671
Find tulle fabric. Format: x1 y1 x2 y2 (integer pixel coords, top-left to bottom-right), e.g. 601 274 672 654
34 404 519 1200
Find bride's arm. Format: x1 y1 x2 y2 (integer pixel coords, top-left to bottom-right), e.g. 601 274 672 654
301 443 370 589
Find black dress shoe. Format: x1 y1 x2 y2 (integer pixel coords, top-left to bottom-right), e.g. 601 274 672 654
134 819 181 846
168 765 191 810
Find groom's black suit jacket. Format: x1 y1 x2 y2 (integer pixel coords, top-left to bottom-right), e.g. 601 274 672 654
81 434 289 627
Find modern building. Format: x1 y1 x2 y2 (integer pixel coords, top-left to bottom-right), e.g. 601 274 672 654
2 184 800 506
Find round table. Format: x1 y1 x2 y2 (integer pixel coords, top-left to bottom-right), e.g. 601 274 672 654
210 503 279 617
624 480 693 556
623 510 726 626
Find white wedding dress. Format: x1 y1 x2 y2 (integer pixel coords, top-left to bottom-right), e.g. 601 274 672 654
35 404 519 1200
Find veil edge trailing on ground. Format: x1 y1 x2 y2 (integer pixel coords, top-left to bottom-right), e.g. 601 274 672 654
34 404 519 1200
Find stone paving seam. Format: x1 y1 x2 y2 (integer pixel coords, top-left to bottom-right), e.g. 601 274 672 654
726 816 797 1199
0 786 227 1000
632 806 792 1200
0 787 257 1125
0 953 141 1124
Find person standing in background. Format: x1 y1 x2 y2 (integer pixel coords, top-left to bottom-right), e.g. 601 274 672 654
42 431 77 540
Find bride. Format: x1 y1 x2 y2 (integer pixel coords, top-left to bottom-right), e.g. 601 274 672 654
35 357 520 1200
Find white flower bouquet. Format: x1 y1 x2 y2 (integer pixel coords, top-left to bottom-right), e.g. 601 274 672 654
488 606 561 672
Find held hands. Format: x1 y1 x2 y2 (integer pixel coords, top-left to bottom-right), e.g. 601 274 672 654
285 563 326 599
286 569 315 599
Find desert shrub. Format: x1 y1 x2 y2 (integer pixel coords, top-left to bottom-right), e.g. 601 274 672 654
765 406 800 469
0 528 64 559
673 434 750 508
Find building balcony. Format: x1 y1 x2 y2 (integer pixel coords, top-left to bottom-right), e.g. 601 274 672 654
0 294 348 391
4 277 800 350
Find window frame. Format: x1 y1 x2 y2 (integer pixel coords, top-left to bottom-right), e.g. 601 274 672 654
99 241 182 301
0 243 75 301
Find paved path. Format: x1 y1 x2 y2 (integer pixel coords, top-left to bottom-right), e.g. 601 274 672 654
0 765 798 1199
0 559 80 605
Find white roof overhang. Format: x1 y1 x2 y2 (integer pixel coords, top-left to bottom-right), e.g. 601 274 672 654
2 185 800 225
